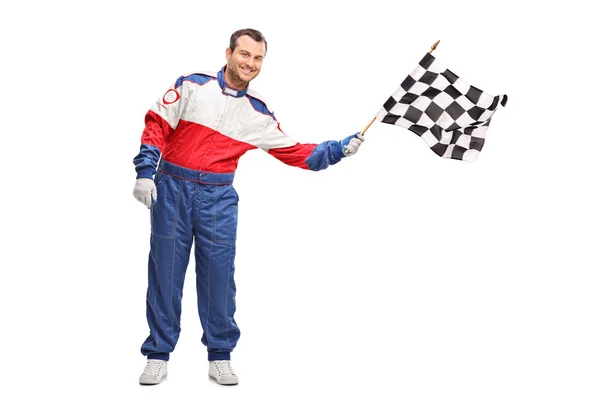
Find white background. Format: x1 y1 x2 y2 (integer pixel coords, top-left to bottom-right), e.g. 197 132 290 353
1 0 599 399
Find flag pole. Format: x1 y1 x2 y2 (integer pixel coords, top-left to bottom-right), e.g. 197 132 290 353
360 116 376 135
359 39 441 137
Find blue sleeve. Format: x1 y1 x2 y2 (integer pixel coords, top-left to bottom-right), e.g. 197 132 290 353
305 140 345 171
133 144 161 179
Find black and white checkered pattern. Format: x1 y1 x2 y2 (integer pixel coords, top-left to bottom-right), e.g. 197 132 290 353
376 52 507 161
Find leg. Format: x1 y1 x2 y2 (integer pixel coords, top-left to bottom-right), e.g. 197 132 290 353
193 183 240 361
141 172 194 360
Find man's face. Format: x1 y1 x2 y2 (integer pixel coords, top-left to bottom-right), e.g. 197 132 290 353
225 35 265 88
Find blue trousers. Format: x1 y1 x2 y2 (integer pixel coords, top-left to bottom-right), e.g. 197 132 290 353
141 160 239 361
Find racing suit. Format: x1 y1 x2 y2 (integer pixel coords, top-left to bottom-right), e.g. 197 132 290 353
133 66 348 362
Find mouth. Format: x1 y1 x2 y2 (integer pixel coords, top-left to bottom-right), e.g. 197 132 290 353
239 66 254 76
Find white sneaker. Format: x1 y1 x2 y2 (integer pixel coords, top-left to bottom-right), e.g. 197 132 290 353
208 360 239 385
139 359 168 385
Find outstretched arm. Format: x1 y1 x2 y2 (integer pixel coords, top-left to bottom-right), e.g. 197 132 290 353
262 118 365 171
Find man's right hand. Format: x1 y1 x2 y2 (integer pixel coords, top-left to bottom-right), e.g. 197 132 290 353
133 178 157 208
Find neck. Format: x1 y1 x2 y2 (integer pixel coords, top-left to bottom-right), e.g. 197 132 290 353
225 67 248 90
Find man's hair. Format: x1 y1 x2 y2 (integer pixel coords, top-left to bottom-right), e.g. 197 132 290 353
229 28 267 54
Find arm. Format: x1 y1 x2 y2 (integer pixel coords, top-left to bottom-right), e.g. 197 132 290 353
133 77 188 179
132 76 188 207
262 117 364 171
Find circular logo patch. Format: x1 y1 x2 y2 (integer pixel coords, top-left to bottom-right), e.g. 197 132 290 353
162 89 180 105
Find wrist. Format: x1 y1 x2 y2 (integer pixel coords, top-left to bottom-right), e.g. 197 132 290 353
136 167 155 180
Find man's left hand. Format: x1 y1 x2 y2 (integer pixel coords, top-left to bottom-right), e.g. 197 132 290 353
341 132 365 157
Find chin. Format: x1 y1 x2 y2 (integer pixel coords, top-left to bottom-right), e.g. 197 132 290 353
240 73 256 81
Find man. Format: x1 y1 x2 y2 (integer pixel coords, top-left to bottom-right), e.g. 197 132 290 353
132 28 364 386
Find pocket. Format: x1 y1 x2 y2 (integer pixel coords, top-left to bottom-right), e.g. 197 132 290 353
212 185 239 243
150 173 182 238
153 170 167 191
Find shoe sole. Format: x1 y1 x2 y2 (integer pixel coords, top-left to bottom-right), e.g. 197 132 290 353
208 375 238 385
139 374 167 385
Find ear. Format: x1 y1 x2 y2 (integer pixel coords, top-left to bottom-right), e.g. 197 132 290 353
225 47 232 61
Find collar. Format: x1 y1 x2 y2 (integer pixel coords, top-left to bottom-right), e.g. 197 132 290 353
218 66 248 98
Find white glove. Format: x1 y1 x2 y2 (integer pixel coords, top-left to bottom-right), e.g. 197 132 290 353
341 132 365 156
133 178 157 208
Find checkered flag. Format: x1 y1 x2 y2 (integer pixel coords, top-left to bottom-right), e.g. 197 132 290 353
376 52 507 161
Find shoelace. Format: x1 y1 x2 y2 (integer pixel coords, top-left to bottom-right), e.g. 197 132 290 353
143 360 164 375
213 360 235 376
